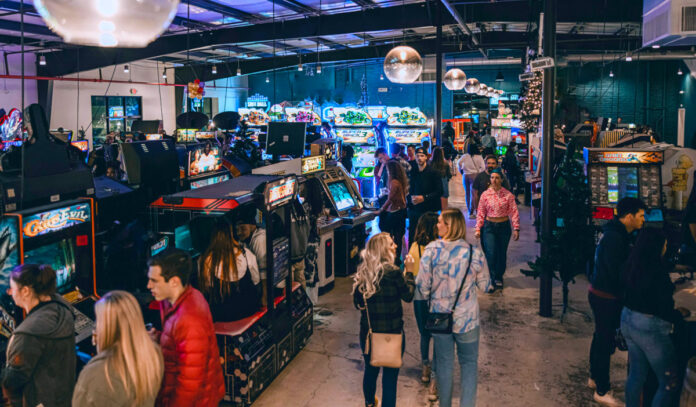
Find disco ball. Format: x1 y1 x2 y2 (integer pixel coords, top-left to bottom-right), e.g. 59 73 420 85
477 83 489 96
383 46 423 84
443 68 466 91
35 0 180 47
464 78 480 94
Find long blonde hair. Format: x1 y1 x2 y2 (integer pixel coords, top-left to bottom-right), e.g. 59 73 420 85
352 233 394 299
441 209 467 241
94 291 164 404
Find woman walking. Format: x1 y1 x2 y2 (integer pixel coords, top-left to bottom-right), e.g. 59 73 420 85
2 264 76 407
621 230 689 407
405 212 440 398
353 233 415 407
378 160 409 265
475 168 520 291
72 291 164 406
457 144 486 219
430 147 453 210
416 209 491 407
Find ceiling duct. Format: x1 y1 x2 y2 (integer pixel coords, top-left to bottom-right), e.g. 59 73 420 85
643 0 696 47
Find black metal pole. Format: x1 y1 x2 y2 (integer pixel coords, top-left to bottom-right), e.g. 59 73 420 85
539 0 556 318
435 0 443 147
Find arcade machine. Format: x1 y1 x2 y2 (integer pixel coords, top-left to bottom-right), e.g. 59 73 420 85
330 107 380 205
491 117 512 147
181 143 230 190
176 128 198 143
0 104 98 355
150 174 313 405
238 108 270 145
385 106 431 151
584 147 665 227
253 156 342 298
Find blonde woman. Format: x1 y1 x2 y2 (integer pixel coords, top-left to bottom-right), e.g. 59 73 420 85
352 233 415 407
72 291 164 407
416 209 491 407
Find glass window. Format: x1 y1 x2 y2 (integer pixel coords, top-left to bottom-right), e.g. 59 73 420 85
125 97 141 117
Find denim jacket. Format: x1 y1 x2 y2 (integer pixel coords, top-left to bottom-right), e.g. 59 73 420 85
415 239 491 334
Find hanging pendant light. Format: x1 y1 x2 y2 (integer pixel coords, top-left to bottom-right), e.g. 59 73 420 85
35 0 180 47
266 75 270 83
443 68 466 91
678 68 684 76
495 71 504 82
464 78 480 94
211 65 217 75
316 64 322 74
39 55 47 66
123 64 129 73
609 70 614 78
162 69 167 79
383 45 422 84
237 59 241 76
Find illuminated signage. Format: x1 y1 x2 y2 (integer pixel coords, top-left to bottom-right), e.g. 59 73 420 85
335 129 375 144
265 177 297 210
70 140 89 152
333 108 372 127
23 203 91 238
587 150 664 164
301 156 325 175
151 236 169 257
387 129 430 144
386 107 428 126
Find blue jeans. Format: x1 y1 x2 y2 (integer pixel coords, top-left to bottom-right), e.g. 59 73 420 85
433 327 480 407
621 308 680 407
413 300 432 364
481 220 512 283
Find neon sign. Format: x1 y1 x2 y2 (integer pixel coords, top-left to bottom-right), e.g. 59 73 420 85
23 203 91 238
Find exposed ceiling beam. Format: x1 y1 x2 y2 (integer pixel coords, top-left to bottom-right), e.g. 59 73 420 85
312 37 348 50
270 0 317 15
442 0 485 57
186 0 262 22
0 18 56 37
350 0 378 8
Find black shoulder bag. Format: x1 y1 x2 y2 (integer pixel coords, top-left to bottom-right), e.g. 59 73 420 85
424 244 473 334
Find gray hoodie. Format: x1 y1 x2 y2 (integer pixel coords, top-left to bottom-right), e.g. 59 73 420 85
2 296 76 407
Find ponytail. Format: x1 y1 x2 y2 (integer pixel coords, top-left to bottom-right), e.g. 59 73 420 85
10 264 57 296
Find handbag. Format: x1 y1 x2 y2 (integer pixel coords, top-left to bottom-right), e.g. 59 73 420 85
363 293 403 368
425 244 473 334
614 328 628 352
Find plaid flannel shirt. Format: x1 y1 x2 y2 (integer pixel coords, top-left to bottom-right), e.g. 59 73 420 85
353 265 415 334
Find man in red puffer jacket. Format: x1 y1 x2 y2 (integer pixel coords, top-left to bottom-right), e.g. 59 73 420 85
147 249 225 407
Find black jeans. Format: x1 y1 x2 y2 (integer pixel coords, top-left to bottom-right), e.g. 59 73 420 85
381 209 407 265
480 220 512 283
588 292 623 395
360 327 405 407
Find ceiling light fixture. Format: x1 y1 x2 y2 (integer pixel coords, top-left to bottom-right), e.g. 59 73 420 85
495 71 504 82
162 69 167 79
212 65 217 74
39 55 46 66
625 52 633 62
298 54 303 72
123 64 129 73
443 68 466 91
678 68 683 76
266 75 270 83
34 0 180 47
652 44 660 49
680 90 685 94
316 64 322 74
383 45 422 84
237 59 241 76
609 70 614 78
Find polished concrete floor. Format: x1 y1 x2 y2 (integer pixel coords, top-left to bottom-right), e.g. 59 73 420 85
253 170 627 406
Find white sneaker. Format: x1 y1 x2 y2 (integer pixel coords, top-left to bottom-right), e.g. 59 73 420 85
588 378 596 390
593 391 624 407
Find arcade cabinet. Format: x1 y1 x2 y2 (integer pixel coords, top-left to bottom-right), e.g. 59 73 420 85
149 174 313 405
0 104 98 353
584 147 665 227
238 108 270 144
181 142 230 190
384 106 431 151
119 139 179 202
253 156 343 298
266 122 307 160
331 107 381 205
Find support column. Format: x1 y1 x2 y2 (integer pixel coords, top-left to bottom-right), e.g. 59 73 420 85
539 0 556 318
435 0 443 147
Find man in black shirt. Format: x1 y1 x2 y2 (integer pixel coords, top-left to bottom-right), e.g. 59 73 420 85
472 155 511 210
407 147 443 243
588 197 645 406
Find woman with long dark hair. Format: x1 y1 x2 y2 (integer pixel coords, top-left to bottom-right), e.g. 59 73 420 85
353 233 415 407
430 147 453 210
199 221 261 322
621 230 689 407
379 160 409 265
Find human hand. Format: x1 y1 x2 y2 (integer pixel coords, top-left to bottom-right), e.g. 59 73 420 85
412 195 424 205
147 327 160 342
678 307 692 318
474 230 481 239
404 254 415 274
513 230 519 241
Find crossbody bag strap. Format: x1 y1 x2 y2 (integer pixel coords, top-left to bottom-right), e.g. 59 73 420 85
449 243 473 312
362 292 373 333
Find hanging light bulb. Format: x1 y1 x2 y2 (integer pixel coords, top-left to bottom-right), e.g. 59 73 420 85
162 69 167 79
495 71 504 82
680 90 685 94
383 45 422 84
266 75 270 83
123 64 129 73
34 0 180 47
443 68 466 91
380 73 384 81
678 68 683 76
652 44 660 49
39 55 46 66
212 65 217 74
236 67 241 76
609 70 614 78
464 78 480 94
316 64 322 74
625 52 633 62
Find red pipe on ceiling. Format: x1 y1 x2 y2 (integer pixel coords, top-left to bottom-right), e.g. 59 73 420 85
0 74 248 89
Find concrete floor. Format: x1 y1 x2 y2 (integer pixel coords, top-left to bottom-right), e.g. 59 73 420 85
252 170 627 407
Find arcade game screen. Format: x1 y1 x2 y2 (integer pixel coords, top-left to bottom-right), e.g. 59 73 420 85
496 146 508 156
188 145 222 176
70 140 89 152
352 146 377 169
328 181 357 211
0 217 20 295
607 166 639 204
24 239 76 294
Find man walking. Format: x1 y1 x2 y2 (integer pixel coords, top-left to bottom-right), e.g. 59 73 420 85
407 147 443 243
588 197 646 407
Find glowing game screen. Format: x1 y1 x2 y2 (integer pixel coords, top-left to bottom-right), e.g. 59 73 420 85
328 181 356 211
0 217 20 295
145 134 162 141
190 173 229 189
266 178 297 209
188 145 222 177
352 145 377 169
70 140 89 152
607 166 638 204
24 239 76 294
